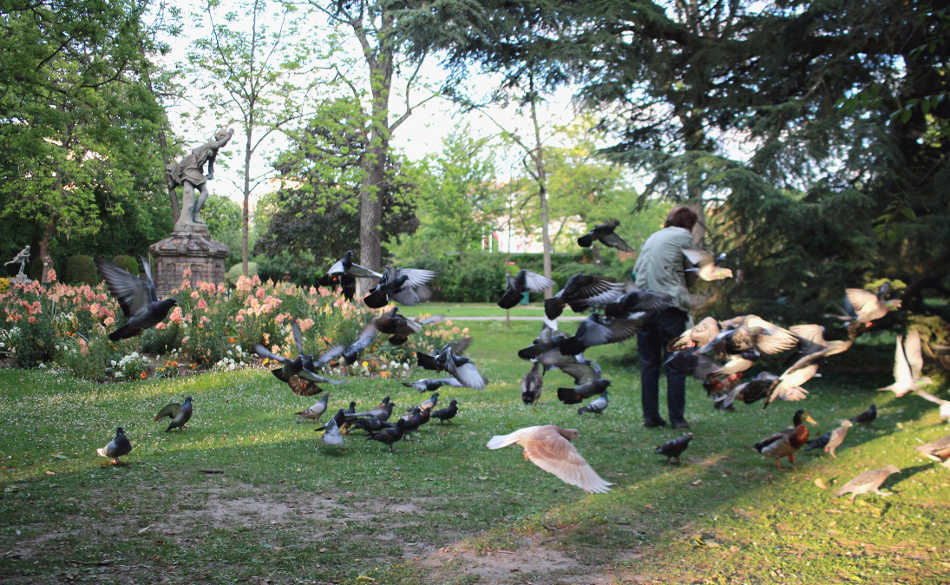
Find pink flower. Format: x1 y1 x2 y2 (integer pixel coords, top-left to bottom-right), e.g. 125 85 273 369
298 318 315 332
190 290 200 299
96 293 107 302
255 287 266 300
197 298 208 310
169 306 184 324
104 316 115 327
218 283 227 294
234 314 245 323
275 313 287 325
45 268 57 282
155 322 167 330
27 316 36 324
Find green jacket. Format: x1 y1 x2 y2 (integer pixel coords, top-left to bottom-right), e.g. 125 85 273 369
633 226 693 312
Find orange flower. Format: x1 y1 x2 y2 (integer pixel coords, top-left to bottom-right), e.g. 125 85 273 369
228 336 235 343
140 371 147 379
379 371 391 379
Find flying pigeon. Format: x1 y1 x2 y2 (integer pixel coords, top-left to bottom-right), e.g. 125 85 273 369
914 433 950 467
95 257 177 341
879 329 933 397
681 249 733 281
154 396 193 432
416 343 487 390
319 250 382 301
363 265 436 308
521 361 543 404
544 274 625 320
97 427 132 465
487 425 611 493
577 390 608 415
402 377 462 393
498 269 555 309
577 219 634 252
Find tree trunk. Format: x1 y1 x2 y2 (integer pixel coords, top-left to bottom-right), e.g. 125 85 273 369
243 125 253 276
529 93 553 297
38 221 53 284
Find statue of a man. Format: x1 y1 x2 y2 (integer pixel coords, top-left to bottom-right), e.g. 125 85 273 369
5 245 30 280
166 128 234 230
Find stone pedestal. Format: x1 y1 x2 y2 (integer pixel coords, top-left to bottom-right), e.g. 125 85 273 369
149 225 229 298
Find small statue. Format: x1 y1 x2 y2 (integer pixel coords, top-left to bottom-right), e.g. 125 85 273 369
5 245 30 281
166 128 234 231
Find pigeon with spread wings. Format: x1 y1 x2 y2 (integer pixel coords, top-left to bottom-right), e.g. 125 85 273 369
681 249 732 281
498 269 555 309
544 274 625 320
577 219 634 252
487 425 611 493
879 329 933 397
96 257 177 341
363 266 437 308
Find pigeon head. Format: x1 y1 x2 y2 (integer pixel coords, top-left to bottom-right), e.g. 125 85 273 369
116 426 125 434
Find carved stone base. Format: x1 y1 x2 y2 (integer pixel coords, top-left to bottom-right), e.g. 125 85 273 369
149 228 229 299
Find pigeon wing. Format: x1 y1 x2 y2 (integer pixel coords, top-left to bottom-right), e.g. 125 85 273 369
96 258 151 318
904 329 925 380
599 231 634 252
154 402 182 421
521 427 611 494
523 270 555 292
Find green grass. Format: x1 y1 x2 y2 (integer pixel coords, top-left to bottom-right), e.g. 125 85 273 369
1 320 948 584
397 301 552 318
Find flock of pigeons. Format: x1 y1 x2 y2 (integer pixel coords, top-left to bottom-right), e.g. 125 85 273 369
91 221 948 499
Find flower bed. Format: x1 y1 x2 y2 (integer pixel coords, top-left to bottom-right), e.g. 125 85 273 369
0 272 462 382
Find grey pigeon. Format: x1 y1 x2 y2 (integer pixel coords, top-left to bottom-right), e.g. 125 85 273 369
296 393 330 423
558 312 647 355
319 250 381 302
498 269 555 309
577 390 608 415
154 396 193 432
402 377 462 393
834 465 900 502
655 432 694 464
577 219 634 252
416 344 487 390
320 414 345 448
96 257 177 341
521 361 543 404
544 273 625 320
97 427 132 465
363 265 436 308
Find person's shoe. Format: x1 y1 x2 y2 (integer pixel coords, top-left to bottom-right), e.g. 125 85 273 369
643 417 667 428
671 420 690 430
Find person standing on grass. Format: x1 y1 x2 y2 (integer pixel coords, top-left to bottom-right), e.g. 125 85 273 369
633 206 698 430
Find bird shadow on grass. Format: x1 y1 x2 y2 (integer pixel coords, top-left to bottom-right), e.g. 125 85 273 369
886 462 934 490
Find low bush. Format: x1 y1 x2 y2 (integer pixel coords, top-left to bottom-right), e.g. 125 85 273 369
64 254 98 285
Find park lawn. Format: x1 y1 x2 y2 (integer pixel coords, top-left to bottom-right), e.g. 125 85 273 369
0 319 948 585
397 301 551 319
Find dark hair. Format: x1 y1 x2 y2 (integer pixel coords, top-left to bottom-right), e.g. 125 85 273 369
664 206 698 230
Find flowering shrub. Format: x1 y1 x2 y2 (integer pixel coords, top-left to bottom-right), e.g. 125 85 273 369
0 272 463 382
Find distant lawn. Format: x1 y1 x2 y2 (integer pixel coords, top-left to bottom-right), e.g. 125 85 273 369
398 301 550 318
1 319 948 584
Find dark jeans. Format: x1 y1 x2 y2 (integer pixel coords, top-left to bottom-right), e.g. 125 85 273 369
637 308 689 424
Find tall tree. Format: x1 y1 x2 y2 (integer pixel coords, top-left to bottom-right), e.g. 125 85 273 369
305 0 437 283
395 0 950 320
254 97 419 277
0 0 173 279
187 0 319 275
397 127 500 260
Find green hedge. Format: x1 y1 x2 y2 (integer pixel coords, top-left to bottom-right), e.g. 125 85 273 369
64 255 98 285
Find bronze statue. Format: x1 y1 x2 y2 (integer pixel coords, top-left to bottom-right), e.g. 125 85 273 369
166 128 234 230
